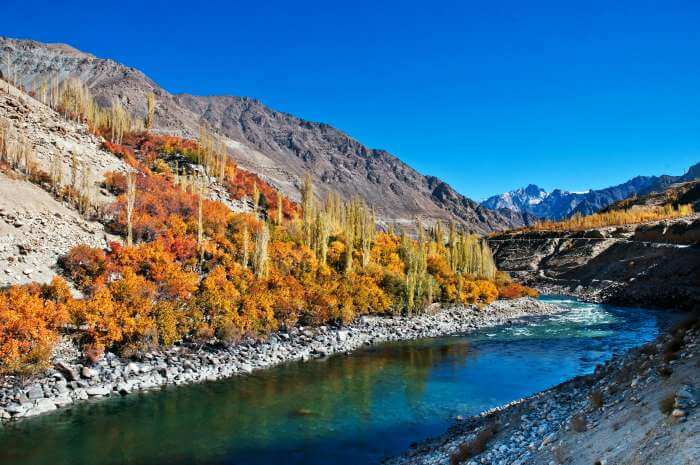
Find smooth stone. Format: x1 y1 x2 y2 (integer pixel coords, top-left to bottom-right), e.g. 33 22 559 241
116 382 131 396
25 398 57 416
239 364 252 374
86 386 110 397
54 396 73 407
25 384 44 400
5 404 26 415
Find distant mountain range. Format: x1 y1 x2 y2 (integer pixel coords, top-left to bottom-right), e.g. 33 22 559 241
481 162 700 220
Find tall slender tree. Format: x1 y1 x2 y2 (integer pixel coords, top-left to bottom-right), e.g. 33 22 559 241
144 92 155 130
126 171 136 246
253 222 270 277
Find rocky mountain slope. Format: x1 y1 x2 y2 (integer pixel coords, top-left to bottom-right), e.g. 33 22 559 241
488 215 700 310
0 82 127 287
0 36 525 232
482 163 700 221
602 179 700 213
0 80 249 288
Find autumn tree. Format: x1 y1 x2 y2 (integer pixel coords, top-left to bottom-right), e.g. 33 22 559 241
301 174 315 247
253 222 270 277
276 192 283 225
0 280 69 374
241 223 250 268
252 182 260 212
145 92 155 130
126 171 136 246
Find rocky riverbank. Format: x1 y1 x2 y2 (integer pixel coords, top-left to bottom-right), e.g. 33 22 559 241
0 297 562 423
386 313 699 465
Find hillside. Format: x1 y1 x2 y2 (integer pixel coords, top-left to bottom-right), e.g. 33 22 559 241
482 163 700 221
488 215 700 310
602 179 700 213
1 73 530 376
0 36 525 233
0 82 127 287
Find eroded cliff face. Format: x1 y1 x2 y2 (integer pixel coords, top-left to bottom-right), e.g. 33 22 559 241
489 217 700 310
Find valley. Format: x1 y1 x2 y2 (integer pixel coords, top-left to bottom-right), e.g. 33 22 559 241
0 33 698 465
0 297 680 465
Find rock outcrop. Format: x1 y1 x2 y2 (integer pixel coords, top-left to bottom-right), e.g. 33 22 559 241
488 216 700 310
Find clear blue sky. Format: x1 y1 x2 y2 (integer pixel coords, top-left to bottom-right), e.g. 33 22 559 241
4 0 699 199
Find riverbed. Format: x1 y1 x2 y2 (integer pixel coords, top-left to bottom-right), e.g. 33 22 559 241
0 297 669 465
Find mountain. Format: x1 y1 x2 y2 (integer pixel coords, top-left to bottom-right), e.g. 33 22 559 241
0 36 527 233
481 162 700 220
481 184 548 212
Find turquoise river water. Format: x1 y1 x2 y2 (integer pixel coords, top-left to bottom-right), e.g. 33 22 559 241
0 296 671 465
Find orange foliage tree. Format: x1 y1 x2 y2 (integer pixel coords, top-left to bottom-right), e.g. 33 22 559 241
0 279 69 374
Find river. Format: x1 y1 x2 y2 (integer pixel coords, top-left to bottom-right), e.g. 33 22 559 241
0 296 670 465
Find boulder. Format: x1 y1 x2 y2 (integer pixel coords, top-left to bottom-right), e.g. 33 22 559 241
25 398 57 416
126 362 140 375
116 382 131 396
671 409 687 418
53 396 73 408
86 386 111 397
55 361 79 381
25 384 45 400
5 403 26 416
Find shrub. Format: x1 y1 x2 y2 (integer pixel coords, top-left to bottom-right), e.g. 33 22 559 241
659 394 675 416
571 414 587 432
498 282 539 300
67 270 158 354
589 390 604 409
59 244 107 290
0 281 69 375
103 171 127 194
449 423 497 464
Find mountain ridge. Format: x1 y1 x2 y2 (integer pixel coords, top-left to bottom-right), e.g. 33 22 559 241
0 36 527 233
482 162 700 220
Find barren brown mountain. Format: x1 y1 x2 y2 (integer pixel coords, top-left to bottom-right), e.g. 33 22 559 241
0 36 528 232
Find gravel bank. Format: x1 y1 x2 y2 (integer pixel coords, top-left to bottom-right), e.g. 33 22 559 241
385 314 699 465
0 297 561 423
